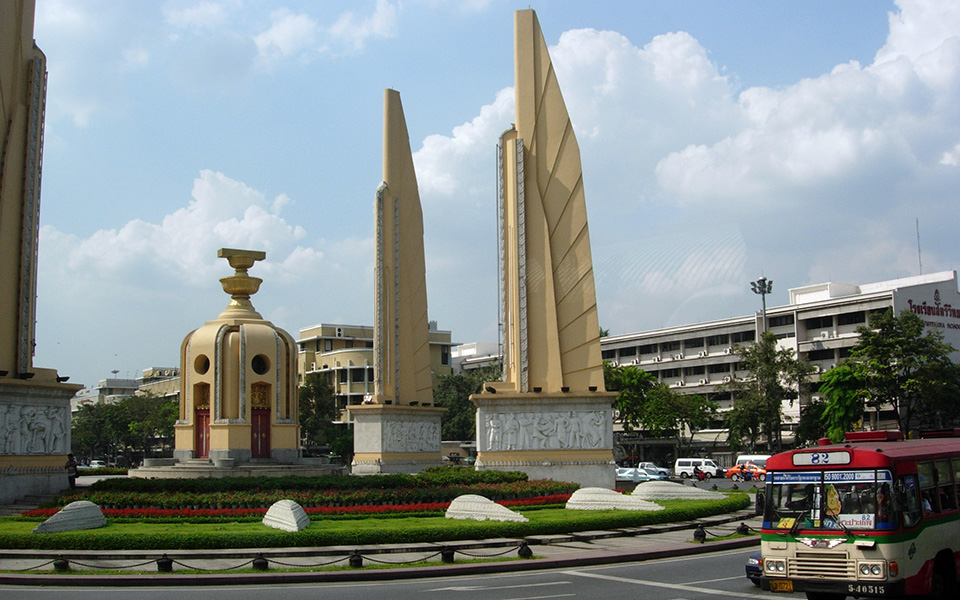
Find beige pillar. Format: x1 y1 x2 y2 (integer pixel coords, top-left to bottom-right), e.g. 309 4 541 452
351 89 444 474
471 10 615 488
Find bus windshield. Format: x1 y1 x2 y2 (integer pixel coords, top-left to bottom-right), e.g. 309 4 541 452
764 469 897 531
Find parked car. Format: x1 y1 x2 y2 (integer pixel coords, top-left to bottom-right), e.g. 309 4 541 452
79 459 107 470
745 551 763 586
638 462 670 477
615 467 668 483
724 462 766 481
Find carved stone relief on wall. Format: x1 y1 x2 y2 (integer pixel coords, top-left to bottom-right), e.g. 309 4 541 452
384 420 440 453
480 409 609 452
1 403 69 455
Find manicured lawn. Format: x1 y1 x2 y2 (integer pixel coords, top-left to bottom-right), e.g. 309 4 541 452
0 495 750 550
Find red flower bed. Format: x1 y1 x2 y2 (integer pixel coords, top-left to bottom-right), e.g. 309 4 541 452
21 494 572 520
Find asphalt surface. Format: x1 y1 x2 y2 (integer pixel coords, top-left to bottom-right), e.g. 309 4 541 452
0 477 763 587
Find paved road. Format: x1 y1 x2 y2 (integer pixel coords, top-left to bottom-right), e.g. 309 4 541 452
1 547 780 600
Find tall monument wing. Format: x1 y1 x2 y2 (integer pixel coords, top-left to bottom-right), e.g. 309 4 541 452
498 9 604 394
374 89 433 405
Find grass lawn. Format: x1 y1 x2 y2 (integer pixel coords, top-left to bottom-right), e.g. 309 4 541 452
0 495 750 551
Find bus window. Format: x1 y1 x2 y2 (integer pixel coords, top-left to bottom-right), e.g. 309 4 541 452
953 458 960 508
876 482 897 526
918 462 939 513
899 474 923 526
935 459 956 510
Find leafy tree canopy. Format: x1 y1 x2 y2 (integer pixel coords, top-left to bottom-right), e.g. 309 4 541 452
724 332 813 452
848 309 960 434
434 364 502 441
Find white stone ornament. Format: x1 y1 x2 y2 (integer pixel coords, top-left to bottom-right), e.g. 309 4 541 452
445 494 528 522
32 500 106 534
565 487 664 511
629 480 725 501
262 499 311 532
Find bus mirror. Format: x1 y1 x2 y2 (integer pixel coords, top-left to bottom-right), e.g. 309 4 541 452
755 491 765 516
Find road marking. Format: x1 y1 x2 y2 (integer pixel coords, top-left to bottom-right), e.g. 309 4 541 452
428 581 572 592
562 570 781 598
501 595 574 600
687 575 745 584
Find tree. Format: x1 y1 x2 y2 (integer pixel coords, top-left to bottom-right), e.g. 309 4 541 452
604 362 716 451
849 309 960 434
71 403 120 459
434 364 502 441
298 373 352 459
724 332 813 452
603 361 657 432
795 397 827 446
70 394 177 464
644 385 717 452
120 394 177 459
817 364 866 443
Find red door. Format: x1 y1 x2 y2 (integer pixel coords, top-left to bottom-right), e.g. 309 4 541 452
195 409 210 458
251 409 270 458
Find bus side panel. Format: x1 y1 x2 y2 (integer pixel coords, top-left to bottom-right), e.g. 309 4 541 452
904 559 933 596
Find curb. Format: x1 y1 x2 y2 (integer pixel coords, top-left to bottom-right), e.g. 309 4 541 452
0 536 759 587
0 511 761 586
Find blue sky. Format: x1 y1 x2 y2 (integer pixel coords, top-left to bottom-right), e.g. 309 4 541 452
29 0 960 389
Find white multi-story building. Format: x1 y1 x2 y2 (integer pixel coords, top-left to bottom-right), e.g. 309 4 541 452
455 271 960 465
601 271 960 464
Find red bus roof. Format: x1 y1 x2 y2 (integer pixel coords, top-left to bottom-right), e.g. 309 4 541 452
767 436 960 471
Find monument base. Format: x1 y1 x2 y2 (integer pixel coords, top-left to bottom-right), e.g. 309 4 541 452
130 457 342 479
349 404 445 475
0 378 81 503
470 391 616 489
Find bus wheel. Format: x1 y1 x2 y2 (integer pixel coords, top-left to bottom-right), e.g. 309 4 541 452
930 553 955 600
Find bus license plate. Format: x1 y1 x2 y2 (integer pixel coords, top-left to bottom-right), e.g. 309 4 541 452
769 580 794 592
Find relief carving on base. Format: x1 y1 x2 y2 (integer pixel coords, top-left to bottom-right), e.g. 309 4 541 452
384 420 440 453
1 404 69 455
481 409 609 452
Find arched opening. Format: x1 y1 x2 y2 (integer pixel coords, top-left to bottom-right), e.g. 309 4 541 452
193 382 211 459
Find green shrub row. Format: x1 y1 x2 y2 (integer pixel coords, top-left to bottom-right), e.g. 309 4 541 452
0 495 749 550
52 479 573 510
83 467 526 495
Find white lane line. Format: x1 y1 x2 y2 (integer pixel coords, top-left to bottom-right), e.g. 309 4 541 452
428 581 572 592
562 570 781 599
687 575 746 584
502 595 575 600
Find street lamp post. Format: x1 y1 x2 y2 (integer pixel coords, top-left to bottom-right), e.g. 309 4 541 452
751 276 773 334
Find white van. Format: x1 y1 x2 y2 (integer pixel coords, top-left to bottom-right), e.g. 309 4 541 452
734 454 771 468
674 458 719 478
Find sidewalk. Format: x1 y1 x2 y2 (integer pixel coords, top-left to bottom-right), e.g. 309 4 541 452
0 508 762 586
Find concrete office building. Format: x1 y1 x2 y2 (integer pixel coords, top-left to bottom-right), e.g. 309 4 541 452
296 322 454 423
601 270 960 466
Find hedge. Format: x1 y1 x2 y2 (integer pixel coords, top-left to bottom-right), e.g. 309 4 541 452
0 494 749 550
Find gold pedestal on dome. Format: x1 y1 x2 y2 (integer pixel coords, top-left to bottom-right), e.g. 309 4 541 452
132 249 338 478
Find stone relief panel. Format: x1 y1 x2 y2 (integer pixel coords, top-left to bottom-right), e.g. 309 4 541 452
384 420 440 453
1 403 69 455
480 408 610 452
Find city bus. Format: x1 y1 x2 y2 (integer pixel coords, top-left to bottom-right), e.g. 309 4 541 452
760 430 960 599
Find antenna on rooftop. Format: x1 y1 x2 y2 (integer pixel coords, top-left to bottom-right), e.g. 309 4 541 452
916 218 923 275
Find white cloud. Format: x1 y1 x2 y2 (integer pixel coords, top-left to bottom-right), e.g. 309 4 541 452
327 0 399 52
941 142 960 165
164 2 229 29
35 171 355 386
414 87 514 198
254 9 319 61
